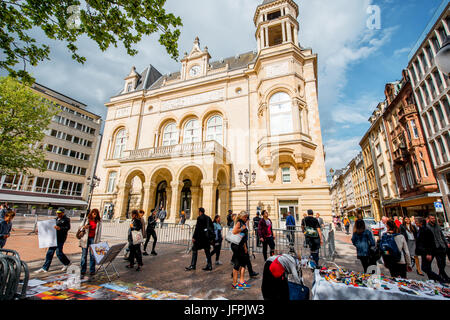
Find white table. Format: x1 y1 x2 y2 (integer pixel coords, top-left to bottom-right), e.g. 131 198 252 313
311 270 447 300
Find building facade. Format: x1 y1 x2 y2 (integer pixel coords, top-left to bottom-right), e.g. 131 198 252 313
407 2 450 223
0 83 102 214
90 0 332 226
350 152 371 216
383 71 440 218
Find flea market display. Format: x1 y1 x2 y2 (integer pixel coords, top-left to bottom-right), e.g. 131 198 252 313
26 275 193 300
312 267 450 300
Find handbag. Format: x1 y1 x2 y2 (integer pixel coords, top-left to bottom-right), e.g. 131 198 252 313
131 230 144 245
76 219 87 240
225 230 243 245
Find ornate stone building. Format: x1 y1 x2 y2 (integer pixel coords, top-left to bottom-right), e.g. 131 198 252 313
90 0 331 226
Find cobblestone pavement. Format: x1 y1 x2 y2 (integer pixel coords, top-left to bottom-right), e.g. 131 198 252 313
6 226 450 300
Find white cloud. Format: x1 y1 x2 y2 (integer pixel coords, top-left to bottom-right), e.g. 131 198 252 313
325 137 362 171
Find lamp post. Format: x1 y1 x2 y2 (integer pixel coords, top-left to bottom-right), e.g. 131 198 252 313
238 169 256 214
435 36 450 76
85 175 100 218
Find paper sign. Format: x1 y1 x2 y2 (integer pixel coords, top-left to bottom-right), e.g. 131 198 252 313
38 219 57 248
90 242 110 264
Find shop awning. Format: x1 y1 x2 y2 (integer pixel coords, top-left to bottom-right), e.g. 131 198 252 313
0 193 87 207
383 193 442 208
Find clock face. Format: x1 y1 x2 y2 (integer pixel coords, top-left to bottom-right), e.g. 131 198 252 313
189 65 201 77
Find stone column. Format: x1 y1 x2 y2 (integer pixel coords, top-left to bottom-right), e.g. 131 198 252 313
286 22 292 42
292 100 301 133
281 20 286 43
168 181 182 223
190 187 201 221
201 181 218 219
217 185 229 221
142 182 156 218
115 183 131 219
264 26 269 48
293 25 298 45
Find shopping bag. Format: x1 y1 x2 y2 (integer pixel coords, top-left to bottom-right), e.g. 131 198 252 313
288 281 310 300
131 230 144 245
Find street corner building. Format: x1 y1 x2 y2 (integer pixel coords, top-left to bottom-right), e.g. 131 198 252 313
90 0 332 226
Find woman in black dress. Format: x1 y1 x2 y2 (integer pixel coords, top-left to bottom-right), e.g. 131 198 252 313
231 211 250 290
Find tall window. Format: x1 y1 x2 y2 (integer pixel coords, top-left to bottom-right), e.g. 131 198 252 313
282 167 291 183
400 167 407 190
113 129 127 159
269 92 293 135
162 122 178 146
107 172 117 193
183 119 201 144
410 120 419 139
406 164 415 187
206 115 223 144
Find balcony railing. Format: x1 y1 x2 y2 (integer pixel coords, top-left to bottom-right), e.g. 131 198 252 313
393 147 409 164
120 141 230 162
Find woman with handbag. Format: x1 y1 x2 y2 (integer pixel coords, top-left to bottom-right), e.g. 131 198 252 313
78 208 102 278
127 210 144 271
231 211 250 290
351 219 375 273
258 210 276 261
400 217 424 276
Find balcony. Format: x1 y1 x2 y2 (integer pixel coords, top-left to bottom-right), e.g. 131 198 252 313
393 147 409 164
398 104 417 122
119 141 231 164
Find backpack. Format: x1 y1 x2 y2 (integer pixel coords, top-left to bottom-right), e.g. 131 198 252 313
205 217 215 242
304 226 319 238
379 233 401 264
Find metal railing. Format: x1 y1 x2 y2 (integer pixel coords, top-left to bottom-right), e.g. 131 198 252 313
0 249 29 300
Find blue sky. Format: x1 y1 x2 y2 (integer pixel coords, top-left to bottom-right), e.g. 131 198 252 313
322 0 446 172
2 0 448 174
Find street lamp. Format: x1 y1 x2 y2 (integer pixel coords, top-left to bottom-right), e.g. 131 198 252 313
435 36 450 76
85 175 100 218
238 169 256 214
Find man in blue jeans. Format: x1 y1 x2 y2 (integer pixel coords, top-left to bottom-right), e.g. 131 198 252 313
35 208 71 273
286 211 296 245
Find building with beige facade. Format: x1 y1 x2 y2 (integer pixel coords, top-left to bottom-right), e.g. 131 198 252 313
0 83 102 214
349 152 371 216
90 0 332 226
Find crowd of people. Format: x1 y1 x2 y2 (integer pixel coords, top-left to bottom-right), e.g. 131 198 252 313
350 213 450 284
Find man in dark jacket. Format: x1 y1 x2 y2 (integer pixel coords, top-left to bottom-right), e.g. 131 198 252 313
415 217 442 282
227 210 234 228
426 214 450 282
35 207 71 273
143 209 158 256
301 209 323 267
186 207 214 271
253 212 262 247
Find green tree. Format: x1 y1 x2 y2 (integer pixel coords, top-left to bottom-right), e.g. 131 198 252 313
0 76 58 175
0 0 182 82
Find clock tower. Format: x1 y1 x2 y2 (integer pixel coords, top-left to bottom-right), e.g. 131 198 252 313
180 37 211 80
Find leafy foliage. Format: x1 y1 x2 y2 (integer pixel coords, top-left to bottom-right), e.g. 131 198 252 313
0 0 182 82
0 76 59 175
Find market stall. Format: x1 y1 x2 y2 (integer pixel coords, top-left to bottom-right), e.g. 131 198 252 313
311 267 449 300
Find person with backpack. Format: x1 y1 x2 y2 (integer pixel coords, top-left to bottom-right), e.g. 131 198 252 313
158 207 167 228
258 210 276 261
301 209 323 267
343 215 351 235
380 220 412 278
261 253 302 300
400 216 424 276
185 207 214 271
351 219 375 273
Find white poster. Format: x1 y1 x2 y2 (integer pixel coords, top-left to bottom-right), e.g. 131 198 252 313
38 219 57 248
90 242 110 264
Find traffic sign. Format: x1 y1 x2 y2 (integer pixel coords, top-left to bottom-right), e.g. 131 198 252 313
434 201 444 213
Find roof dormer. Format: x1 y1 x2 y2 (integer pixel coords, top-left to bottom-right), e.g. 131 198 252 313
123 66 140 94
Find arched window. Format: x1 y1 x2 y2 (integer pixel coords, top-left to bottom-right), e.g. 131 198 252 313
206 115 223 144
162 122 178 146
113 129 127 159
183 119 201 144
107 171 117 193
269 92 293 135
